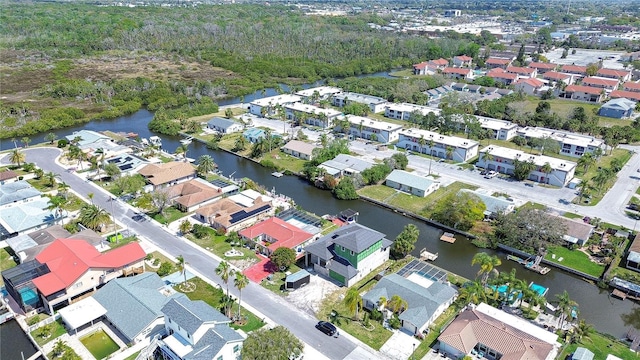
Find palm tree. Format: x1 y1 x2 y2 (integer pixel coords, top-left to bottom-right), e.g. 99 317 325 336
9 148 25 167
471 252 502 287
234 136 248 152
34 168 44 179
177 255 188 284
233 273 249 321
45 171 59 187
45 132 58 145
94 148 105 178
78 204 110 231
457 281 488 305
216 261 234 317
45 195 68 225
593 168 615 194
57 182 70 199
344 288 363 320
540 162 553 184
577 179 594 203
571 319 593 343
445 146 454 160
418 136 426 154
196 155 216 176
577 153 595 173
21 137 31 148
179 220 192 235
387 295 408 314
555 290 578 329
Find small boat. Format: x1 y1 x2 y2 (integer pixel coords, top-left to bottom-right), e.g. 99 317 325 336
271 172 283 178
525 262 551 275
126 132 138 138
149 136 162 147
419 248 438 261
180 136 193 145
507 255 525 263
140 138 149 146
440 232 456 243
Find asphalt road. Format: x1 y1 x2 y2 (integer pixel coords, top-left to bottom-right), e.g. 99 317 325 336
2 148 373 360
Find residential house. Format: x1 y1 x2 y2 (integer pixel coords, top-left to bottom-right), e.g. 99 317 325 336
159 297 244 360
0 180 41 209
515 126 605 158
413 62 438 75
385 170 439 197
2 238 145 314
486 68 519 86
5 225 103 263
362 273 457 336
295 86 342 102
474 116 518 141
581 77 619 91
281 140 318 160
466 84 482 93
485 57 513 69
93 272 186 344
425 85 453 101
442 67 473 81
451 83 468 92
430 58 450 69
438 303 560 360
239 217 314 258
596 68 632 82
452 55 473 67
304 223 392 286
551 215 595 246
506 66 538 79
458 189 515 217
610 90 640 102
397 128 479 163
562 85 605 103
625 233 640 272
623 82 640 92
543 71 574 86
284 102 343 128
65 130 130 159
165 178 225 212
599 98 636 119
138 162 197 190
332 92 388 113
104 153 149 175
242 128 266 144
384 103 441 121
249 94 302 117
571 347 595 360
560 65 588 77
477 145 577 187
318 154 375 178
0 181 59 239
514 78 546 96
207 117 244 134
0 170 18 185
195 190 274 234
528 62 558 74
342 115 403 143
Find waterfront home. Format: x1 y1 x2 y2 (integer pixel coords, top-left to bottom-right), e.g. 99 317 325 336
195 190 274 234
138 161 197 190
599 98 636 119
295 86 342 101
397 128 479 163
93 272 186 344
513 78 546 96
438 303 560 360
412 61 438 75
243 128 267 143
477 145 577 187
331 92 388 113
458 189 515 217
304 223 392 287
65 129 131 158
165 178 225 212
551 214 595 246
384 103 441 121
362 273 457 336
514 126 605 158
249 94 302 117
2 238 145 314
596 68 632 82
318 154 375 178
0 181 60 239
625 233 640 272
385 170 439 197
239 217 314 257
284 102 343 128
104 153 149 175
207 117 245 134
281 140 318 161
341 115 403 143
158 297 244 360
561 85 605 103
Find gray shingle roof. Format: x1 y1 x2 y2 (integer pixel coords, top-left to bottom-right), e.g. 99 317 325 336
93 272 185 342
162 297 230 335
207 117 242 131
602 97 636 111
185 327 244 360
0 181 41 206
386 170 435 192
458 189 514 215
330 223 387 253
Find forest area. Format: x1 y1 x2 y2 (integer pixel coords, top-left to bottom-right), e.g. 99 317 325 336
0 2 479 138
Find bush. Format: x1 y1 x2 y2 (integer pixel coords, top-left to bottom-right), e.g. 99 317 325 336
57 139 68 148
260 159 278 169
157 261 174 276
192 224 210 239
388 315 401 329
370 308 383 322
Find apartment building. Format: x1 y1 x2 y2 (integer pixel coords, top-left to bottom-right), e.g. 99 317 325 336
342 115 403 143
397 128 479 162
384 103 441 121
284 102 343 128
515 127 605 158
331 92 388 113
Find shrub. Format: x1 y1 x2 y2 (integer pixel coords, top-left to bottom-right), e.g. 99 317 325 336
370 308 383 322
157 261 174 276
57 139 68 148
388 315 401 329
192 224 209 239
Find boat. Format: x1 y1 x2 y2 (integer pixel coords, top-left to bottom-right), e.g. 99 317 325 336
419 248 438 261
525 262 551 275
140 138 149 146
271 172 283 178
507 255 524 263
180 136 193 145
149 136 162 147
440 232 456 243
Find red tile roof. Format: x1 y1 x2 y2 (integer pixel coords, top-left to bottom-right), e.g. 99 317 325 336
610 90 640 101
561 65 587 74
623 82 640 91
506 66 536 75
454 55 473 61
32 239 145 296
543 71 571 81
443 67 472 75
430 58 449 66
582 77 619 87
487 68 518 80
239 218 313 252
596 68 631 78
486 57 512 65
565 85 603 95
413 61 428 70
515 78 544 88
528 62 557 70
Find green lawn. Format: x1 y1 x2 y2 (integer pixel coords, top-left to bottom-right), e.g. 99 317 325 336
145 251 176 273
63 193 86 212
185 228 258 262
30 319 67 346
80 329 120 360
27 177 59 192
124 351 141 360
357 184 397 201
545 245 605 278
577 148 632 180
610 266 640 284
261 264 302 295
514 98 632 128
558 332 639 360
149 206 190 225
107 236 139 250
386 181 477 217
563 212 583 219
0 247 17 286
518 202 548 212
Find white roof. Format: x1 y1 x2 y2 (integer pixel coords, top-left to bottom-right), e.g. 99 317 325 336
228 189 273 207
295 86 342 98
400 128 478 149
251 94 302 107
385 102 441 116
333 92 387 105
476 303 558 345
58 297 107 330
163 334 193 358
284 102 342 117
481 145 577 170
475 116 518 131
516 126 604 148
346 115 403 132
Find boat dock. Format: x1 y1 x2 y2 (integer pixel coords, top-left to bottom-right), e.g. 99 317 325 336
271 172 283 178
612 289 627 300
440 232 456 243
419 248 438 261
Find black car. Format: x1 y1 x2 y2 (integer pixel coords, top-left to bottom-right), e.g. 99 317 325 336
316 321 338 337
480 169 488 176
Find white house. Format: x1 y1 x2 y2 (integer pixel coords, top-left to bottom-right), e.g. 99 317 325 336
513 78 546 96
284 102 343 128
249 94 302 116
281 140 318 160
477 145 577 187
341 115 403 143
385 170 439 197
206 117 244 134
397 128 479 163
474 116 518 141
452 55 473 67
562 85 605 103
318 154 375 178
384 103 441 121
295 86 342 101
515 126 605 158
506 66 538 79
331 92 388 113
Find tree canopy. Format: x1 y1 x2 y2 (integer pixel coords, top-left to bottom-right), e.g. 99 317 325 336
493 208 566 252
270 247 296 271
392 224 420 258
431 192 486 231
241 326 303 360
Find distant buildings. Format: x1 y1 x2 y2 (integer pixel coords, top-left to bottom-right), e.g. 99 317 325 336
249 94 302 116
514 127 605 158
384 103 440 121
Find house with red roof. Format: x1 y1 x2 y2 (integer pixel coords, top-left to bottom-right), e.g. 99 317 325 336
528 62 558 74
623 82 640 93
442 67 473 80
581 77 619 91
486 68 518 85
560 64 588 77
610 90 640 102
485 57 512 69
430 58 450 69
562 85 605 103
239 217 314 258
506 66 537 79
2 239 145 314
412 61 437 75
596 68 632 82
452 55 473 68
514 78 546 96
542 71 574 86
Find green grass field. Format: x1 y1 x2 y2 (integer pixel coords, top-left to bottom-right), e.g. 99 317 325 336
80 329 120 360
30 319 67 347
558 332 639 359
545 245 605 278
513 98 632 128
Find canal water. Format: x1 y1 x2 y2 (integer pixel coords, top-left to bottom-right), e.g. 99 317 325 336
0 73 636 339
0 319 39 360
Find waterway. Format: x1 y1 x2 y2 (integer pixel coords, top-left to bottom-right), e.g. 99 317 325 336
0 319 39 360
0 72 636 339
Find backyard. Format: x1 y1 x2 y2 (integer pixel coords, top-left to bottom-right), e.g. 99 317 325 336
557 332 638 360
185 226 258 263
80 329 120 360
30 319 67 347
0 247 17 286
544 245 606 278
261 263 302 295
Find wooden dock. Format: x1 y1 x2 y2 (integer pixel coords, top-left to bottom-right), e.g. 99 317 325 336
440 232 456 243
612 289 627 300
419 248 438 261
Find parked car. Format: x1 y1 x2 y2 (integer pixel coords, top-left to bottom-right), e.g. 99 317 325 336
479 169 488 176
484 170 498 179
316 321 339 337
629 204 640 211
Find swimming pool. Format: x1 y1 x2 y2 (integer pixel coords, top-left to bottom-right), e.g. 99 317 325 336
529 283 549 297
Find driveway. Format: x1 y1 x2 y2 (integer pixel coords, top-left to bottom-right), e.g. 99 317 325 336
0 148 373 360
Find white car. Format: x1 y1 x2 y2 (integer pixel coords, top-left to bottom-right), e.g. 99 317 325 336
484 170 498 179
